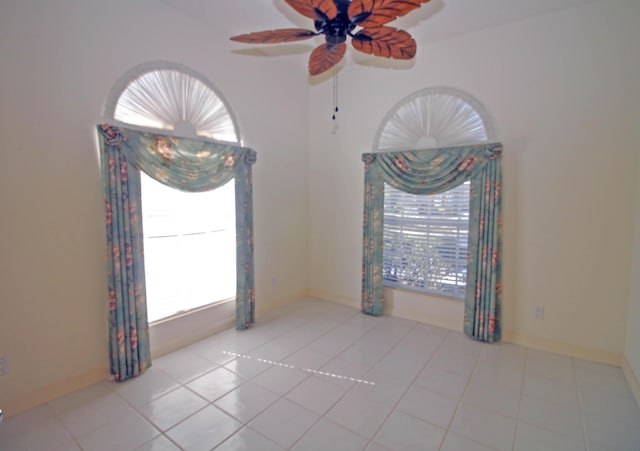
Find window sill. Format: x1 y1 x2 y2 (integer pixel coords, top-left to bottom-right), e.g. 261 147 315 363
383 283 464 302
149 298 235 358
149 297 235 327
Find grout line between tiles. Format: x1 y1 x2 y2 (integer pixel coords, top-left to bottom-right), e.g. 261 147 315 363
358 323 446 450
511 348 531 451
574 355 592 451
12 300 638 451
433 331 484 451
288 317 423 450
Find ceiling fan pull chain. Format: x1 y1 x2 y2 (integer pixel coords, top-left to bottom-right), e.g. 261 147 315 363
332 66 339 120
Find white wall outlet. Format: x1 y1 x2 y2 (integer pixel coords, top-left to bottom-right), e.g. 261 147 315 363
0 355 8 376
534 306 545 320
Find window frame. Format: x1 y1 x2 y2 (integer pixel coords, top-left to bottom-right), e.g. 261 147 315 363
382 181 471 300
140 175 237 323
374 87 496 301
105 62 241 324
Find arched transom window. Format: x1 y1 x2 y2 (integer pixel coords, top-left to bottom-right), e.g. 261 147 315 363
106 62 239 322
375 87 496 299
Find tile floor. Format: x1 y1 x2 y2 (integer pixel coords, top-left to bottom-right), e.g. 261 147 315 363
1 298 639 450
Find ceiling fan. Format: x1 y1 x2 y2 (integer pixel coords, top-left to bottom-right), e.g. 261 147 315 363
230 0 432 76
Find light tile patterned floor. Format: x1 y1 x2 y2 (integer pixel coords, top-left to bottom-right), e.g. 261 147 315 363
1 298 639 450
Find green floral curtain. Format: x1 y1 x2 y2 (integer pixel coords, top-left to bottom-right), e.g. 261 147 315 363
362 143 503 342
100 144 149 381
98 124 257 381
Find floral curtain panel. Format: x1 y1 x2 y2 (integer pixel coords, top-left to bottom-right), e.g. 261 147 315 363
362 143 503 342
98 124 257 381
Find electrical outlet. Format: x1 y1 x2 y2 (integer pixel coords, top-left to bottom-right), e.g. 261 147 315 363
534 306 545 320
0 355 8 376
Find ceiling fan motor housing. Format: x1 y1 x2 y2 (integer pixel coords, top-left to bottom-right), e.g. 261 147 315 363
315 0 371 46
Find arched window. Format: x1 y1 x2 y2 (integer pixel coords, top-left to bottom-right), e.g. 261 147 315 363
105 62 240 322
375 87 496 299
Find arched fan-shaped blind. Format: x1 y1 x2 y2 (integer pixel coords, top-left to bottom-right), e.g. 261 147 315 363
375 87 496 150
105 62 239 143
375 87 495 299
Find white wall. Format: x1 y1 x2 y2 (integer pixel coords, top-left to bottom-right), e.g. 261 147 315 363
1 0 639 416
0 0 309 413
618 0 640 403
308 0 640 361
626 140 640 400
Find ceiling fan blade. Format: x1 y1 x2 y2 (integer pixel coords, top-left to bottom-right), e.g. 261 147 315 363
352 27 417 59
230 28 317 44
348 0 431 28
308 43 346 76
284 0 338 20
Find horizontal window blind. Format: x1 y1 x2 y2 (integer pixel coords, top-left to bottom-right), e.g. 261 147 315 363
383 181 470 299
141 174 236 323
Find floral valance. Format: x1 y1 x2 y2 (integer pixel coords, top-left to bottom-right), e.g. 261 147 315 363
362 143 502 195
98 124 256 192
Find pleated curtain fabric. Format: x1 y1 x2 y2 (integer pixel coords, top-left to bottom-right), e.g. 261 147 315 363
98 124 257 381
361 143 503 342
100 143 150 381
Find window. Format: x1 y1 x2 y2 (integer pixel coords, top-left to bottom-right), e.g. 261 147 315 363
383 182 470 299
107 62 240 322
141 177 236 322
375 87 495 299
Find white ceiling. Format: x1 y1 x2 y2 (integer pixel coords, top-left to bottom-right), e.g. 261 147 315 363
158 0 597 64
160 0 595 39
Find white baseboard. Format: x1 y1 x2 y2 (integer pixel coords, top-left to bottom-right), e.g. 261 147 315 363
3 366 109 418
307 290 360 309
384 303 463 332
502 332 622 366
255 291 309 318
622 357 640 408
2 293 308 419
308 290 463 332
6 294 633 418
383 287 464 332
308 292 623 367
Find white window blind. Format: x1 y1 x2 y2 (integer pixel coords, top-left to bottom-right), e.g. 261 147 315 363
383 181 470 299
141 174 236 323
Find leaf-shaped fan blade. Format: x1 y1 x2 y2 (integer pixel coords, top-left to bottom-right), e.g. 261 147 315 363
230 28 317 44
349 0 431 28
352 27 417 59
308 43 346 76
284 0 338 20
